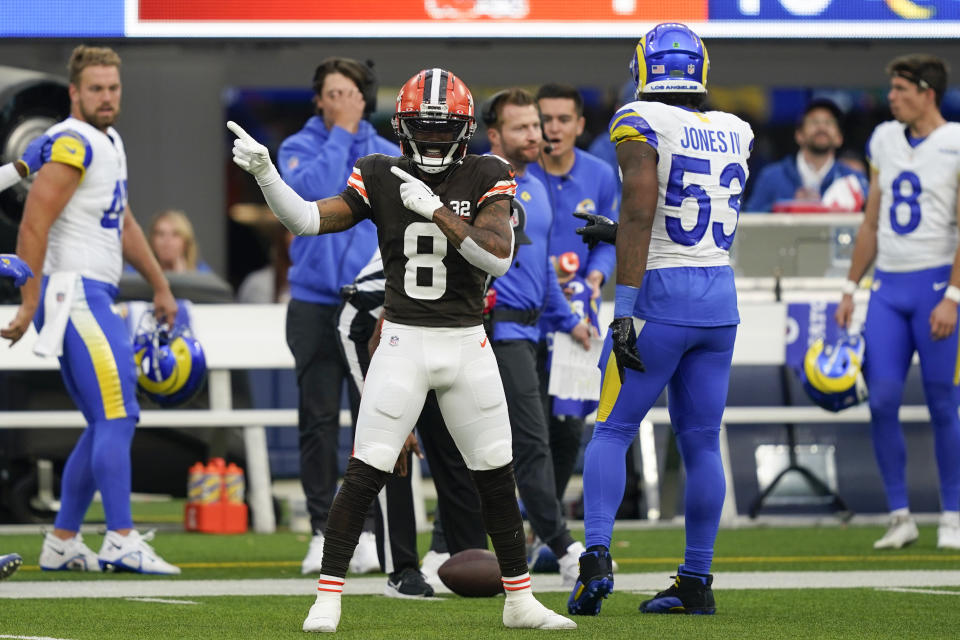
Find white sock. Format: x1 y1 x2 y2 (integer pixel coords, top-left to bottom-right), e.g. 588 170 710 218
941 511 960 527
503 572 532 600
891 507 910 518
316 574 344 598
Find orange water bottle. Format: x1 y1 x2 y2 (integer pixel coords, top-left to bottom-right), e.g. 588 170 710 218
224 463 245 505
186 462 205 504
201 459 224 505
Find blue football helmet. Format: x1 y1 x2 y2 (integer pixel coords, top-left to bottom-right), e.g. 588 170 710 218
133 314 207 408
630 22 709 96
800 335 868 413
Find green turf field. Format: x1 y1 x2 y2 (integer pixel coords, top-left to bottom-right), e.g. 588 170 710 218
5 524 960 580
3 521 960 639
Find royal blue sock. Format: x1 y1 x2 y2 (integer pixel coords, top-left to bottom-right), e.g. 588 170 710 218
868 378 909 511
925 381 960 511
583 420 637 550
90 417 137 530
676 429 725 576
53 427 98 532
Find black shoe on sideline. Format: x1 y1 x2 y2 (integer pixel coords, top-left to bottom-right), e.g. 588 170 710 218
385 567 436 599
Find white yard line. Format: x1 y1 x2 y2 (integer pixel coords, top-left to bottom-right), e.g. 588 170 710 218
4 570 960 599
876 587 960 596
126 597 200 605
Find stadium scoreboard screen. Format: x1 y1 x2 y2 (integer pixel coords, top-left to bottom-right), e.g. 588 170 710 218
4 0 960 37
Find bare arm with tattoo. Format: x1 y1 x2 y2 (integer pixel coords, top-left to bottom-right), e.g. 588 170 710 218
433 199 512 256
390 165 514 276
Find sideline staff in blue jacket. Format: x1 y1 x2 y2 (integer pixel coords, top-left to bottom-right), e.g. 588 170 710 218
485 88 593 587
744 98 868 213
278 57 400 577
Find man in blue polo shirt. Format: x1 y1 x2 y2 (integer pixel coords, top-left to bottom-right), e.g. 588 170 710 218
530 84 619 300
484 88 594 587
278 57 400 577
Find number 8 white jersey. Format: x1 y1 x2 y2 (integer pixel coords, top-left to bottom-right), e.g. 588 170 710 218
43 117 128 285
610 100 753 270
867 120 960 273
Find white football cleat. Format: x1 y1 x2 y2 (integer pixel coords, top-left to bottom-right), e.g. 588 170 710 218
873 514 919 550
503 593 577 630
303 593 341 633
302 533 325 575
98 529 181 574
420 549 449 590
348 531 380 574
558 541 585 588
39 532 101 572
937 522 960 550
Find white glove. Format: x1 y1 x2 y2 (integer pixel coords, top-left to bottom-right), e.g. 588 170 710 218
390 166 443 220
227 120 280 186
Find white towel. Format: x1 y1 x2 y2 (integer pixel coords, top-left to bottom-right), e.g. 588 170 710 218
33 272 79 358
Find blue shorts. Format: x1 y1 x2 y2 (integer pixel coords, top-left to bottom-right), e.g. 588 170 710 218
595 319 736 433
35 277 140 423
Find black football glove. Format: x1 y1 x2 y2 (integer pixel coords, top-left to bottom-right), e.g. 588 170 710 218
609 316 644 380
574 212 618 249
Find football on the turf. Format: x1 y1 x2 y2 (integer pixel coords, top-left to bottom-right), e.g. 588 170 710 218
437 548 504 597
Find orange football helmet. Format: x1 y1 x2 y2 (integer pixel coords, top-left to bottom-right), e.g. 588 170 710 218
392 68 476 173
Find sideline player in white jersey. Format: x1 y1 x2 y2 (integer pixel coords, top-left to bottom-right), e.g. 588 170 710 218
1 46 181 574
836 55 960 551
568 23 753 617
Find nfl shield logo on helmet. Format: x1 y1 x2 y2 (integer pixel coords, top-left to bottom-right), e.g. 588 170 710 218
631 22 709 96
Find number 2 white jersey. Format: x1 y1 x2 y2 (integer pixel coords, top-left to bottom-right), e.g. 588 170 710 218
42 117 128 285
610 100 753 270
867 120 960 273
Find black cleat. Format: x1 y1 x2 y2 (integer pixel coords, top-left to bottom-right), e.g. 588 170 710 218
567 547 615 616
385 567 435 599
639 568 715 615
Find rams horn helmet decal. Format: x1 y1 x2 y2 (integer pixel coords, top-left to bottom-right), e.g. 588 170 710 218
133 314 207 408
800 335 868 413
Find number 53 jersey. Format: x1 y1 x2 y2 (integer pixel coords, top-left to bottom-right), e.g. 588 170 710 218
341 154 515 328
609 100 753 326
867 120 960 273
43 117 128 286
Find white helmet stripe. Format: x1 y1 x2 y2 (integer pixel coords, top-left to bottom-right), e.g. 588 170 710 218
429 68 442 104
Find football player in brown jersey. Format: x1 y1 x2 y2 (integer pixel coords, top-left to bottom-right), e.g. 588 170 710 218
229 68 575 633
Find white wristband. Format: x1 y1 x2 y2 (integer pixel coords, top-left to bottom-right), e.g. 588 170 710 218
945 285 960 304
0 163 22 192
841 280 858 296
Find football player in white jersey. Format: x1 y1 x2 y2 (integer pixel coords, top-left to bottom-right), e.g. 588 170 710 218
1 46 181 575
836 55 960 551
568 23 753 617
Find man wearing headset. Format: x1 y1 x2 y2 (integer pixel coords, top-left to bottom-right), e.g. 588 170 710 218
483 88 593 587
